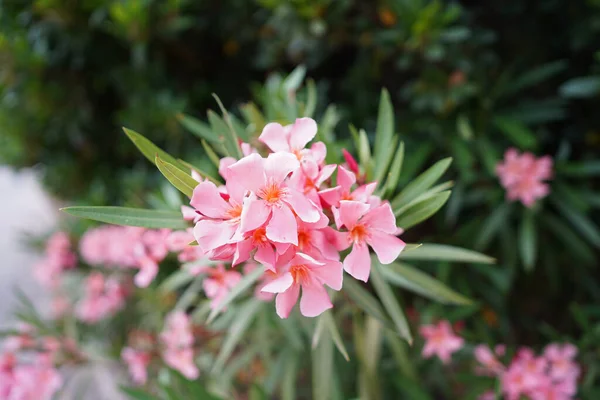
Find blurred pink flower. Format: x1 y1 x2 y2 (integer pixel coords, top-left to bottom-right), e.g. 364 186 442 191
419 320 464 364
122 347 151 385
160 311 198 379
201 264 242 310
75 272 126 323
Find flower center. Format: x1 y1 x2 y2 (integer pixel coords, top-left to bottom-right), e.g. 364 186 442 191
350 224 368 243
251 227 268 245
225 204 243 220
259 182 286 204
341 191 354 201
297 230 311 250
290 264 310 284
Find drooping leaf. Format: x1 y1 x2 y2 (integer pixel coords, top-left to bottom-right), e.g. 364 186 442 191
559 76 600 98
383 141 405 197
61 206 188 229
391 157 452 210
373 89 396 183
393 181 453 217
552 198 600 248
395 191 451 228
519 211 537 271
343 278 393 330
370 260 412 343
382 263 472 305
123 128 185 169
502 60 567 97
211 94 244 159
177 113 225 150
493 117 536 149
156 155 198 198
475 203 512 250
398 244 495 264
207 266 265 323
312 322 334 400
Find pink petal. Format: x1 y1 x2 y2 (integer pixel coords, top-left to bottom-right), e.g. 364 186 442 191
338 200 370 230
362 203 397 234
318 187 342 207
218 157 236 180
240 195 271 234
228 153 265 193
289 118 317 151
232 239 253 266
311 260 343 290
259 122 290 152
299 284 332 317
367 231 405 264
316 164 337 187
255 244 277 270
343 243 371 282
262 272 294 293
266 206 298 245
134 257 158 288
337 165 356 191
190 181 230 219
264 152 300 183
193 219 236 251
309 141 327 165
275 284 300 319
285 189 320 223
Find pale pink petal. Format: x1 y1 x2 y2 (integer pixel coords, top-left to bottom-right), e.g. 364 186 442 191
318 186 342 207
337 165 356 191
289 118 317 151
232 239 253 266
343 242 371 282
193 219 236 251
338 200 370 230
262 272 294 293
299 284 332 317
181 205 198 221
259 122 290 152
266 206 298 245
218 157 236 180
264 152 300 183
311 260 343 290
275 284 300 318
190 181 230 219
255 244 277 270
134 257 158 287
361 203 397 234
240 195 271 234
228 153 266 193
309 141 327 165
316 164 337 187
285 189 320 223
367 231 405 264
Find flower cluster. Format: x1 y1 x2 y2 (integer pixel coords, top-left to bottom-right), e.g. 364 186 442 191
33 232 77 289
0 325 69 400
159 311 199 379
75 272 127 323
418 320 580 400
495 148 553 207
80 225 171 287
188 117 406 318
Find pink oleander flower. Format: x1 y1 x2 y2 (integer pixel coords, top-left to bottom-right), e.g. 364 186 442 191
166 229 205 262
474 344 505 376
160 311 198 379
227 152 322 246
201 264 242 310
76 272 126 323
419 320 464 364
3 324 36 352
261 252 343 318
544 343 580 383
258 118 319 161
319 165 379 209
244 262 276 302
33 231 77 289
2 353 62 400
122 347 151 385
342 149 360 176
495 148 553 207
334 200 405 282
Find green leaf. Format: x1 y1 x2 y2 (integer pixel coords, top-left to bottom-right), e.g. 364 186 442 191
176 159 221 185
502 60 567 97
121 387 161 400
281 350 298 400
383 141 405 197
304 79 317 118
370 260 412 343
211 94 243 159
312 322 334 400
156 155 198 198
557 161 600 176
123 128 185 169
373 89 396 183
323 311 350 361
356 128 373 179
177 113 224 148
382 263 472 305
240 102 266 132
559 76 600 98
395 191 451 228
212 299 263 373
519 211 537 271
201 139 222 167
456 114 473 140
207 266 265 323
551 198 600 248
61 206 188 229
393 181 454 217
391 157 452 210
493 117 536 149
398 244 495 264
475 203 512 250
283 65 306 93
343 278 393 330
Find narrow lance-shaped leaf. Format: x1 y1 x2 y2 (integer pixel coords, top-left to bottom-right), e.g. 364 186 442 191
177 113 225 151
304 78 318 118
393 181 454 217
373 89 396 183
383 141 405 197
212 94 244 159
391 157 452 210
519 211 537 271
395 191 451 228
312 320 334 400
370 260 412 343
61 206 188 229
123 128 185 169
155 156 198 199
343 278 394 330
207 266 265 323
382 262 472 305
398 244 495 264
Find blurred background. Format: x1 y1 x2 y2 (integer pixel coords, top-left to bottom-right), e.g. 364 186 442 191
1 0 599 397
